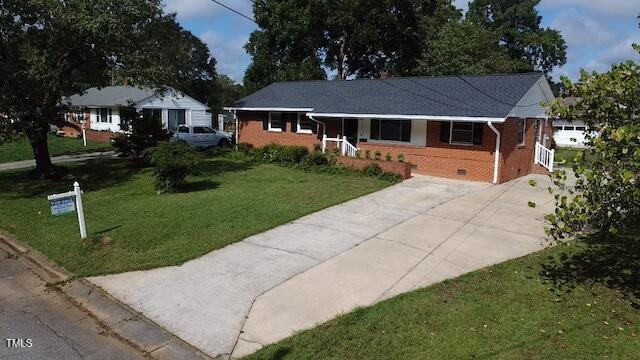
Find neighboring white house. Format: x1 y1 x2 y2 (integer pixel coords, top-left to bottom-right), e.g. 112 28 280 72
64 86 211 133
553 119 589 148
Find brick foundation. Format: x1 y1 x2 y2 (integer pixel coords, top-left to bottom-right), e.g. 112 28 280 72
337 157 413 179
84 130 115 143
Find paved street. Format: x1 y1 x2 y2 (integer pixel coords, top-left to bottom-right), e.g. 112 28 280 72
0 248 144 360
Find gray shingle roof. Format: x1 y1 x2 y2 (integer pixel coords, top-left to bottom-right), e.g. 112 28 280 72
65 86 157 107
233 73 547 118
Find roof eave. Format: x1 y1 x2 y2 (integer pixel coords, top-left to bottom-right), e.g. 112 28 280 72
307 112 507 123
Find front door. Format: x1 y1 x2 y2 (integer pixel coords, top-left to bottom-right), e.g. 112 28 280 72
344 118 358 145
168 109 186 131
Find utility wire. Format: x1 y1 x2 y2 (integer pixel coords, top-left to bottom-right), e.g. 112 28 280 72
210 0 257 24
406 78 492 113
381 79 479 112
456 75 540 107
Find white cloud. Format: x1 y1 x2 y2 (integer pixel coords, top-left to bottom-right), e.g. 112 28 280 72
551 9 615 47
540 0 640 17
585 33 640 72
201 31 250 82
163 0 253 21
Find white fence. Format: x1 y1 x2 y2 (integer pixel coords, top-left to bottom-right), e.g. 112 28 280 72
322 135 359 157
534 141 554 172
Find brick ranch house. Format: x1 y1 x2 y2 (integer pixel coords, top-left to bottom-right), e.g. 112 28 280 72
226 73 556 184
61 86 211 142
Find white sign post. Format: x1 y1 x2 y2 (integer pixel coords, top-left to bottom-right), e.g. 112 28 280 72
47 182 87 239
81 120 87 147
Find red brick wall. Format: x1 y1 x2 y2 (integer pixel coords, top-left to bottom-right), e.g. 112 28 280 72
359 122 497 182
61 111 91 138
237 111 322 150
237 111 546 183
498 118 540 183
85 130 114 143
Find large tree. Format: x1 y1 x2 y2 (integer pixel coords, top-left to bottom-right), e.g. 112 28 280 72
544 45 640 242
243 0 459 89
416 20 531 75
0 0 211 177
467 0 566 74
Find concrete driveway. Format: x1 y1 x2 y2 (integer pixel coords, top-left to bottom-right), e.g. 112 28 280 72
89 174 554 358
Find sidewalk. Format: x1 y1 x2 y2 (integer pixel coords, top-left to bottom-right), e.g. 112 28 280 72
0 151 117 171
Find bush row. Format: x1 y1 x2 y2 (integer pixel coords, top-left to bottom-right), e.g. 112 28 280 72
233 143 402 183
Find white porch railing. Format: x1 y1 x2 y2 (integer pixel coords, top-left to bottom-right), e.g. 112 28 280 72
534 141 554 172
322 135 359 157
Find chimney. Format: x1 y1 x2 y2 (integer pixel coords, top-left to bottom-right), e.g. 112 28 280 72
379 70 389 80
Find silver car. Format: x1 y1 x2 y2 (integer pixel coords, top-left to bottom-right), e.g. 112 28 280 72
172 125 232 149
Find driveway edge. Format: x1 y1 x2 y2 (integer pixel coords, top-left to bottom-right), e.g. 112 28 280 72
0 232 212 360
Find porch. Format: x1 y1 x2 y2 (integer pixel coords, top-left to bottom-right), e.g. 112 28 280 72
316 116 555 183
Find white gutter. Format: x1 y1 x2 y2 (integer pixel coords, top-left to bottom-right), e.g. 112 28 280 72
232 109 238 145
487 121 501 184
307 112 506 123
308 115 327 135
224 107 314 112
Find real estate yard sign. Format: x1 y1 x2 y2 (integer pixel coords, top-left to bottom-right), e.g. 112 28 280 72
47 182 87 239
49 196 75 216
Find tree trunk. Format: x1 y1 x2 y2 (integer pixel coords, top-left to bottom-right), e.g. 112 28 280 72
26 125 58 178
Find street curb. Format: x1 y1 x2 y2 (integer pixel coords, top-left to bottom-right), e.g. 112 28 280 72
0 232 72 284
0 232 212 360
63 279 212 360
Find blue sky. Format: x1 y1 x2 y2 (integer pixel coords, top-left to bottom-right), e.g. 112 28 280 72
164 0 640 83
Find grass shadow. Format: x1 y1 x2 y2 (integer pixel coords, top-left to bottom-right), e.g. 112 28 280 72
269 347 291 360
0 156 255 200
0 159 140 199
0 159 143 199
93 225 123 235
541 230 640 307
179 179 220 193
196 157 254 177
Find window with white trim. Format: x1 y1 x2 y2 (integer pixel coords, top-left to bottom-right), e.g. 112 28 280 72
517 118 526 145
297 114 314 133
97 108 112 123
440 121 483 146
269 112 283 132
450 122 474 145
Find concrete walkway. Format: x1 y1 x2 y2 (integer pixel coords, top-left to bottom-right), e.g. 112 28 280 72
0 151 117 171
89 174 554 358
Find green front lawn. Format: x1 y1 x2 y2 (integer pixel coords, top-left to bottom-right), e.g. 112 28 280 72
0 158 391 276
554 146 597 165
246 236 640 360
0 135 113 163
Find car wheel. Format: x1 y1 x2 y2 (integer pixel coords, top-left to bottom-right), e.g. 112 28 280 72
217 138 231 148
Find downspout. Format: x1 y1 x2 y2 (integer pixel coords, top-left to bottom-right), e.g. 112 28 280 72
487 121 501 184
232 110 238 146
308 115 327 136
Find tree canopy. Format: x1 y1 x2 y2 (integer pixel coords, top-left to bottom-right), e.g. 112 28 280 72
0 0 218 177
545 45 640 242
243 0 565 90
467 0 567 74
416 20 531 75
243 0 459 90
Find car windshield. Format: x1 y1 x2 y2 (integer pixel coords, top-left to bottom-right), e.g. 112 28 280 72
194 127 215 134
178 126 189 133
